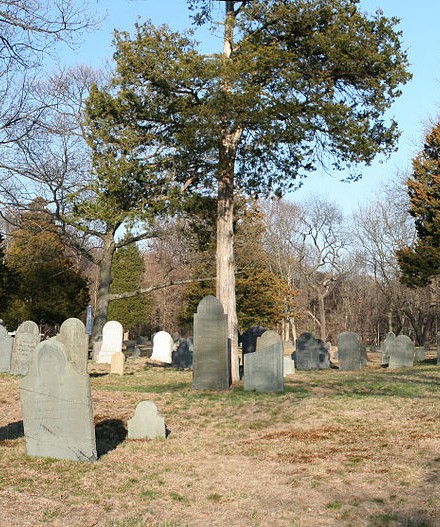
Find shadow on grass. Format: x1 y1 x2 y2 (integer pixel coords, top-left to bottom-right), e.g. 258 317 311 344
89 372 108 378
95 418 127 458
0 420 24 441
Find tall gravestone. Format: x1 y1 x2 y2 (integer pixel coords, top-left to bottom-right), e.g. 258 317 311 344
96 320 123 364
20 339 97 462
0 326 13 373
388 335 414 369
9 321 40 375
244 330 284 393
294 332 329 370
150 331 174 363
57 318 89 373
381 332 395 366
192 295 230 390
337 332 365 371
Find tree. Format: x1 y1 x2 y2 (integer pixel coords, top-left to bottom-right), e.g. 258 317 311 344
108 241 153 335
87 0 410 380
4 198 89 329
397 120 440 287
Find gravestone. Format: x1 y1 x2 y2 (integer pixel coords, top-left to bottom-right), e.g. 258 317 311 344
381 332 395 366
127 401 166 439
337 332 365 371
414 348 425 363
111 351 125 375
92 336 103 362
240 326 266 356
192 295 230 390
283 356 295 376
20 339 97 462
96 320 123 364
244 330 284 393
9 321 40 375
57 318 89 374
172 338 193 368
283 340 295 357
131 346 141 358
388 335 414 369
294 332 329 370
0 325 13 373
150 331 174 363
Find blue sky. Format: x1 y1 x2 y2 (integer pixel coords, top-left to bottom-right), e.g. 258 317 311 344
62 0 440 214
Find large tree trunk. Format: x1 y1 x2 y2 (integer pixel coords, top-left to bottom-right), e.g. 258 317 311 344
92 230 116 340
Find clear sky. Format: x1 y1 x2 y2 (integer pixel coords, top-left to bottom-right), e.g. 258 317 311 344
61 0 440 214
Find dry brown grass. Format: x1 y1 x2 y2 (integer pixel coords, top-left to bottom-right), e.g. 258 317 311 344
1 353 440 527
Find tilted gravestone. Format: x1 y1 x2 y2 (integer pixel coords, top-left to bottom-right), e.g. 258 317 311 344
150 331 174 363
192 295 230 390
294 332 329 370
111 351 125 375
172 338 193 368
388 335 414 369
381 332 395 366
57 318 89 374
20 339 97 462
9 321 40 375
337 332 365 371
0 325 13 373
244 330 284 393
96 320 123 364
127 400 166 439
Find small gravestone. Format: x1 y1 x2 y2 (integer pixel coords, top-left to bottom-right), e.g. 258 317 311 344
172 338 193 368
381 332 395 366
388 335 414 369
150 331 174 363
20 339 97 462
111 351 125 375
9 321 40 375
127 400 166 439
96 320 123 364
131 346 141 358
244 330 284 393
0 326 13 373
240 326 266 356
337 332 365 371
57 318 89 374
294 333 329 370
283 356 295 376
192 295 230 390
414 348 425 363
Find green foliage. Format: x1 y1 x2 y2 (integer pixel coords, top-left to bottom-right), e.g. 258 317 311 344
397 121 440 287
108 242 152 331
4 199 89 328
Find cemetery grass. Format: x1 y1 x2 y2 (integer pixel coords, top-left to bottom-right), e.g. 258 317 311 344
1 354 440 527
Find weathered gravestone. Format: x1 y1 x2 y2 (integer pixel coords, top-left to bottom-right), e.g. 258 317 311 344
294 332 330 370
192 295 230 390
381 332 395 366
57 318 89 374
20 339 97 462
244 330 284 393
337 332 365 371
388 335 414 369
127 400 166 439
150 331 174 363
9 321 40 375
172 338 193 368
414 347 425 363
96 320 123 364
0 325 13 373
111 351 125 375
240 326 266 356
283 356 295 376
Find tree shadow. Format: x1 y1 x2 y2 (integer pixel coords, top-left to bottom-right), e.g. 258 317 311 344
95 418 127 458
0 420 24 441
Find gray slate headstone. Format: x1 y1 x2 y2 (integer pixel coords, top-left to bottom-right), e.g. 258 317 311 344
294 332 329 370
337 332 365 371
240 326 266 356
57 318 89 374
414 348 425 363
244 330 284 393
388 335 414 369
0 326 13 373
172 338 193 368
381 332 395 366
192 295 230 390
20 339 97 462
9 321 40 375
127 400 166 439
